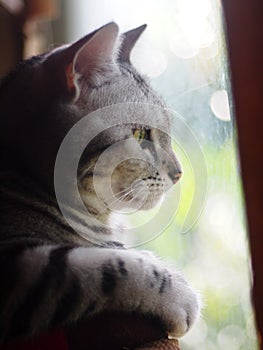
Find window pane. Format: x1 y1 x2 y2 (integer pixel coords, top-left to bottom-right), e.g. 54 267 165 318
52 0 258 348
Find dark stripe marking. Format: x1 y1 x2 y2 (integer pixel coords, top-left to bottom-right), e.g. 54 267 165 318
0 244 32 337
153 269 159 279
2 194 72 235
159 276 167 294
117 259 128 276
8 245 73 338
0 245 29 303
101 262 117 294
159 273 172 294
50 274 82 327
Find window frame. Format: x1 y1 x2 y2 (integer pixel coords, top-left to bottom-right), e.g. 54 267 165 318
222 0 263 346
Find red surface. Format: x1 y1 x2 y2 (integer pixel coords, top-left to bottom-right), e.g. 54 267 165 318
0 329 69 350
0 312 166 350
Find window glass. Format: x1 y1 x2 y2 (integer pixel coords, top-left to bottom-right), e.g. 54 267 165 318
52 1 258 348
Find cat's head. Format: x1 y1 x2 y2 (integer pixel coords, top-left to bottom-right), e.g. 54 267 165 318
0 23 181 224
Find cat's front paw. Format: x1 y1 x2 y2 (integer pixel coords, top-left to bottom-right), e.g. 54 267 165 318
128 251 201 337
102 249 200 337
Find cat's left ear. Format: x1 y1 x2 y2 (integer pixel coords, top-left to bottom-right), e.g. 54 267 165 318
44 22 119 100
118 24 147 63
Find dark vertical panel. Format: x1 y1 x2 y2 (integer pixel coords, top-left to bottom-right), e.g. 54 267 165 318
222 0 263 345
0 6 23 78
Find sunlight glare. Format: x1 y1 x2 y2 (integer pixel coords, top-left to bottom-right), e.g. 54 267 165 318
170 0 215 59
132 46 168 78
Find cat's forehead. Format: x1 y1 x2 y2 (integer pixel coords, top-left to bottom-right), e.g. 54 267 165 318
77 89 171 134
76 62 168 125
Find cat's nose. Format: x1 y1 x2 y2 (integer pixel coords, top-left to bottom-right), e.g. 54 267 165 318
167 161 182 184
168 169 182 184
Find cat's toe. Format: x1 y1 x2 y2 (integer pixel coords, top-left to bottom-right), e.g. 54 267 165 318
168 301 199 337
162 276 201 337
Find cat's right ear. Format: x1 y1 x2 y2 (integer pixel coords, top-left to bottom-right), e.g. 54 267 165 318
44 22 119 101
118 25 147 63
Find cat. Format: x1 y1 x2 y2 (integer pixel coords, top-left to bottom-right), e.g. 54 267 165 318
0 22 200 342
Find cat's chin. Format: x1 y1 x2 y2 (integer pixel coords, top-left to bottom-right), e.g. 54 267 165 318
131 194 163 211
139 202 160 211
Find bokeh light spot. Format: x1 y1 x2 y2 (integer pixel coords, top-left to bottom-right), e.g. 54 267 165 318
210 89 231 121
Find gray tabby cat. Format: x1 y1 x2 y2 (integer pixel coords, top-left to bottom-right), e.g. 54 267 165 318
0 23 200 342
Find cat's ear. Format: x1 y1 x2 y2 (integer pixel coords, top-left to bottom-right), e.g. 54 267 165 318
118 24 147 63
72 22 119 84
44 22 119 99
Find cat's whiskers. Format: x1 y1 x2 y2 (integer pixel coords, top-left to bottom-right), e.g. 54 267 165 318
128 186 149 210
106 189 134 208
97 186 136 215
97 181 152 215
102 186 133 203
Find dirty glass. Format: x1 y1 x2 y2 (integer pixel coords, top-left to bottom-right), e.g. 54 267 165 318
51 1 258 348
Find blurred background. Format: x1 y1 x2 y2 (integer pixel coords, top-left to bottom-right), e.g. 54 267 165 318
0 0 258 348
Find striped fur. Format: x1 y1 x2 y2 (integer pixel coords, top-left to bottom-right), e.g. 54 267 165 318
0 242 199 341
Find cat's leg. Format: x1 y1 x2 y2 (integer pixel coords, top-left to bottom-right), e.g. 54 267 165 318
0 244 200 341
68 247 200 337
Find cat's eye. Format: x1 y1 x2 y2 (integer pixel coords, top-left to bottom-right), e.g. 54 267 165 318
132 128 150 144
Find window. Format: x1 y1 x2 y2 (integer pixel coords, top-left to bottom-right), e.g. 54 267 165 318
2 0 257 348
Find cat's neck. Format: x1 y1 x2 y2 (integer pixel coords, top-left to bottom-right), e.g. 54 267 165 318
0 168 116 247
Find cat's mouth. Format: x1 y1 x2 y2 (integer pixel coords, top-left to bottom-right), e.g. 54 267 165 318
108 178 165 211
